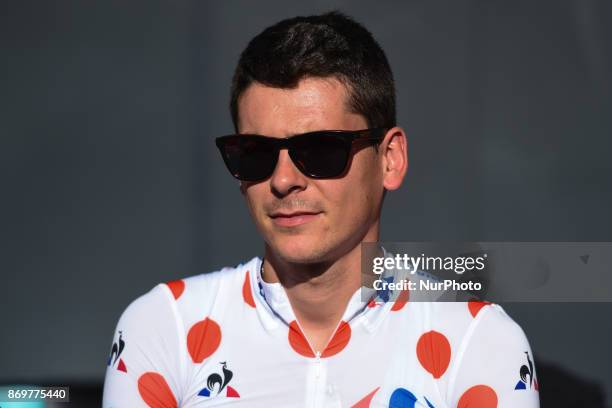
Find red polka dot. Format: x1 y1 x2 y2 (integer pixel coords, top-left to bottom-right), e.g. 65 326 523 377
187 317 222 363
416 330 451 379
468 300 492 318
457 385 498 408
288 320 315 357
138 372 177 408
165 279 185 300
321 320 351 358
391 289 409 312
242 270 255 308
288 320 352 358
351 387 380 408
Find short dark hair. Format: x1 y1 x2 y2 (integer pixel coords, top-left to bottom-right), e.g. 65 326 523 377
230 11 396 132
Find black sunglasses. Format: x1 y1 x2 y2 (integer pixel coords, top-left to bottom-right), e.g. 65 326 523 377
215 128 388 182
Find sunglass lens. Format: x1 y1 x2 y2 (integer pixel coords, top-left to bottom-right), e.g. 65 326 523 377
220 136 277 181
290 134 350 178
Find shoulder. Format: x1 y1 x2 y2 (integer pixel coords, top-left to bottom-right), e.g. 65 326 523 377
439 301 533 358
166 256 259 307
426 302 539 406
427 300 527 340
450 302 536 376
426 301 533 367
113 257 260 336
146 257 262 334
112 282 176 334
103 258 261 405
104 258 260 379
175 257 258 296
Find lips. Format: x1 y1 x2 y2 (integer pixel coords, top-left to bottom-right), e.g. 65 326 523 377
269 211 322 227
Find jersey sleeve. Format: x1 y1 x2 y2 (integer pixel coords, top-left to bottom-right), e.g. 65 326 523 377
102 283 185 408
447 304 540 408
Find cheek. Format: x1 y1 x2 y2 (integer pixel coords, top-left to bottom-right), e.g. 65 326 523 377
347 152 383 208
324 170 379 224
244 186 267 221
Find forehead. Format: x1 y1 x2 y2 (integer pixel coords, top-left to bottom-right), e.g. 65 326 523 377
237 77 366 135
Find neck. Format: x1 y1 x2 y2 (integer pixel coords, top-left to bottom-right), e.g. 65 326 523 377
261 226 379 332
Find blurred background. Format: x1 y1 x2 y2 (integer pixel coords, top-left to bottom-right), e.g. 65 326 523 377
1 0 611 406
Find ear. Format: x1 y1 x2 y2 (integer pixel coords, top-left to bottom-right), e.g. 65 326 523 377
380 127 408 191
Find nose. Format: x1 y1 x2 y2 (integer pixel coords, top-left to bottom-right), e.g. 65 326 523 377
269 149 307 196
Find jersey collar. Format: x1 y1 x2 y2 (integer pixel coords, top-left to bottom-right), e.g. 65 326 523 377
246 256 395 334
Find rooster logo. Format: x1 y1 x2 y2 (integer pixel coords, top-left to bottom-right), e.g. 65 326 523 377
107 331 127 373
515 351 539 391
198 362 240 398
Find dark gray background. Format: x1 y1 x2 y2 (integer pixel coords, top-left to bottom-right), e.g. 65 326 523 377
1 0 611 405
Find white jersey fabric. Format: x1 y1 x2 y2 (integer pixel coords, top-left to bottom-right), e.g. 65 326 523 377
103 256 540 407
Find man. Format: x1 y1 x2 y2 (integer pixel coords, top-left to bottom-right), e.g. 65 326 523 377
103 12 540 407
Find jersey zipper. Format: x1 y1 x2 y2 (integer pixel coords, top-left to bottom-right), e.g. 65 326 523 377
294 319 343 407
312 351 322 408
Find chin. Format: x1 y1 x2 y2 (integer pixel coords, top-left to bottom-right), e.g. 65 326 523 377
268 238 332 265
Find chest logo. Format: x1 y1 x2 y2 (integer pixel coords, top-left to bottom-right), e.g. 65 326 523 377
514 351 539 391
107 331 127 373
198 361 240 398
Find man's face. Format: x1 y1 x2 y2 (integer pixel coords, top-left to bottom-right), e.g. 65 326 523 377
237 77 386 264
